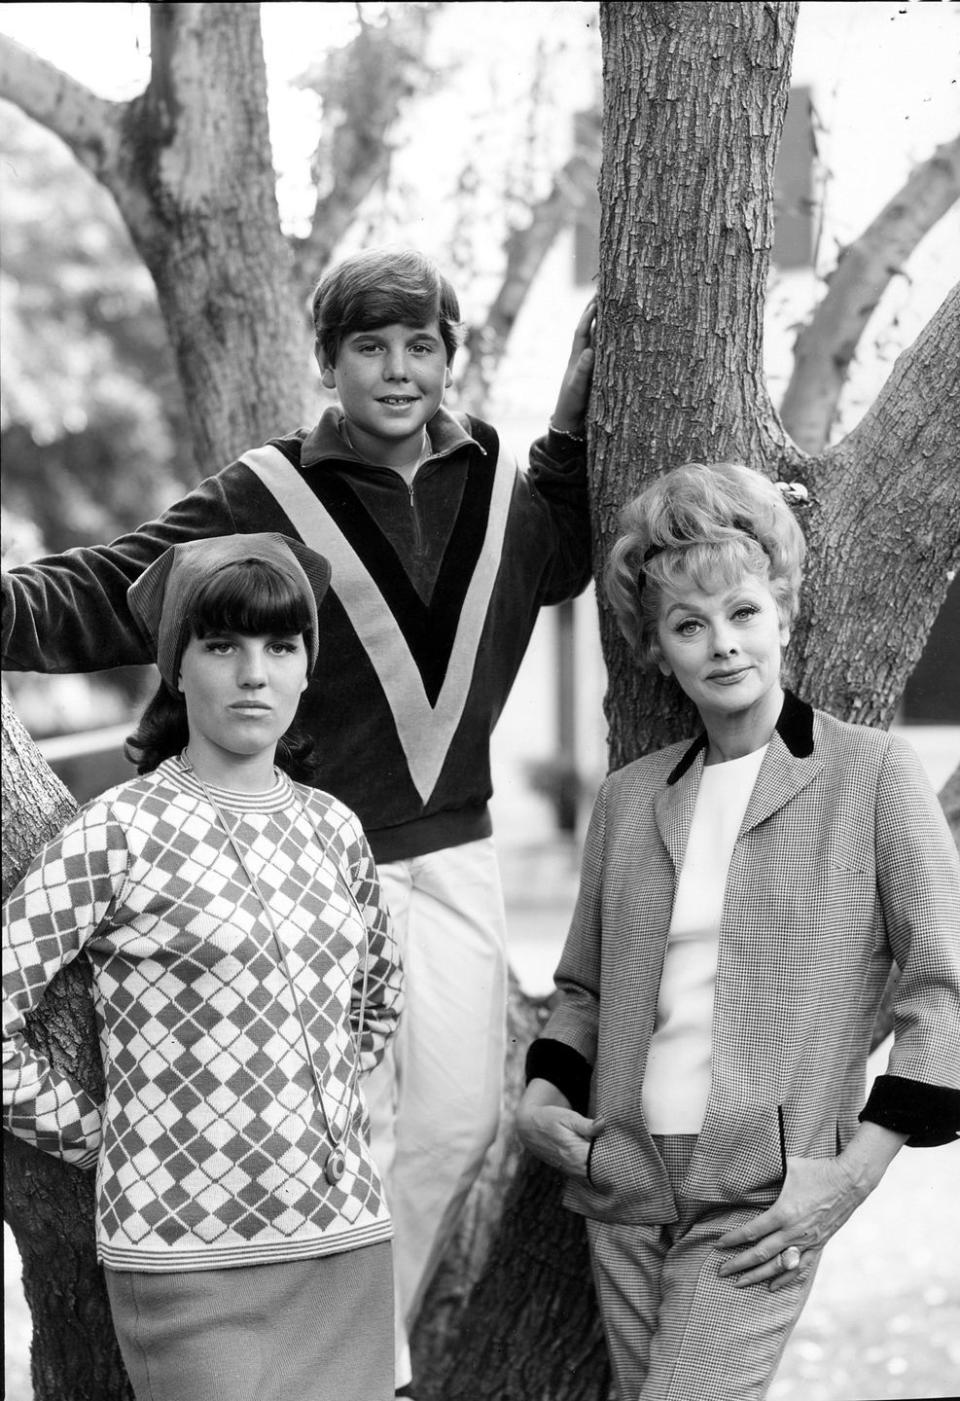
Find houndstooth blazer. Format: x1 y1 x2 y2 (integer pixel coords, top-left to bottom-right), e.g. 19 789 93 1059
528 691 960 1225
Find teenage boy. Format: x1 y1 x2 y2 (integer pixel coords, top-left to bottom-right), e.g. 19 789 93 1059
2 246 595 1395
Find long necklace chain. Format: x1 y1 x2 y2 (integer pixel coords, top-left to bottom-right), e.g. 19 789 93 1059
185 761 369 1187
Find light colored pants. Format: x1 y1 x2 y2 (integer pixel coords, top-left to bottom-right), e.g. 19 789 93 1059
587 1136 821 1401
366 837 509 1387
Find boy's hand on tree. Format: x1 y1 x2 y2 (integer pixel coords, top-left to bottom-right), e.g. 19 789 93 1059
550 298 597 435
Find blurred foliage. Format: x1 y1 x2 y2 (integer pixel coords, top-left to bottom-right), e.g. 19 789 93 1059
0 105 194 562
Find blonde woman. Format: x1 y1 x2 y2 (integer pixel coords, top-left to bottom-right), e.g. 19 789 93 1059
517 463 960 1401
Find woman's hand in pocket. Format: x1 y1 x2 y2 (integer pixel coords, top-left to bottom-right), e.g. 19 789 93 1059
517 1077 604 1178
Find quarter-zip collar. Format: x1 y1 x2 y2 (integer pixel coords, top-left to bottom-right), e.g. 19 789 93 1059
299 404 483 473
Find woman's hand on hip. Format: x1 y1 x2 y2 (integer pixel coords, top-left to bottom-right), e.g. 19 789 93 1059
715 1123 906 1292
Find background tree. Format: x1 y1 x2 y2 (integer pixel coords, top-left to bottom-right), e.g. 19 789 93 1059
2 2 958 1398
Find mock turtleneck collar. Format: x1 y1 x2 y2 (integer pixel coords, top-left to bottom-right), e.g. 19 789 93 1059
298 405 481 471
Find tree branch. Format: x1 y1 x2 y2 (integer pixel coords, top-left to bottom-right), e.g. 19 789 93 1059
457 146 600 415
0 33 127 187
792 280 960 722
780 133 960 453
290 2 445 285
834 278 960 485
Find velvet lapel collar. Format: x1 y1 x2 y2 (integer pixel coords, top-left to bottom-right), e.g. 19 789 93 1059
654 691 820 871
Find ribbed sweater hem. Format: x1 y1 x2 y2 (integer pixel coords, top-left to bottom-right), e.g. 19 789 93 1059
98 1218 393 1273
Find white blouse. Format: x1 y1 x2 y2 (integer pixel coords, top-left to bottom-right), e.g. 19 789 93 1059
642 744 767 1134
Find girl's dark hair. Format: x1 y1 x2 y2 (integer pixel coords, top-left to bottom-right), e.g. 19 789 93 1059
184 557 315 653
125 559 317 780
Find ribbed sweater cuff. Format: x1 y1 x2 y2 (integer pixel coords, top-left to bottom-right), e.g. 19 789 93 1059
859 1074 960 1147
525 1038 593 1116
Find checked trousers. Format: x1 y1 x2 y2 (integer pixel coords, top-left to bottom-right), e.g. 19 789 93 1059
587 1136 821 1401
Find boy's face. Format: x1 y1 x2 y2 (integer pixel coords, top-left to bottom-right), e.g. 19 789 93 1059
319 320 452 466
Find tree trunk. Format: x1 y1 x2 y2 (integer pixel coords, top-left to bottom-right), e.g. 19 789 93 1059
0 3 309 470
591 1 959 764
592 0 799 769
2 692 133 1401
124 4 309 465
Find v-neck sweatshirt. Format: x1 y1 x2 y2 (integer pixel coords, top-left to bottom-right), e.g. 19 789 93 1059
1 407 591 862
2 758 403 1273
643 745 767 1134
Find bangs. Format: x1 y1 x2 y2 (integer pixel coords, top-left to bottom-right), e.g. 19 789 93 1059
187 561 313 640
348 285 440 334
652 538 770 598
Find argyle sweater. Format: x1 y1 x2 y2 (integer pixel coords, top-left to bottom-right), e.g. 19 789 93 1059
1 408 592 862
2 759 402 1273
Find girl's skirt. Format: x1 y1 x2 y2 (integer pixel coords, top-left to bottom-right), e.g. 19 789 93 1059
104 1242 394 1401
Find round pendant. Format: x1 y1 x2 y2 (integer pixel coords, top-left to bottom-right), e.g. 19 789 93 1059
325 1146 346 1185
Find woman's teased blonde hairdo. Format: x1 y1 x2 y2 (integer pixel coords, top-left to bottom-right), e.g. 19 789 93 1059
604 462 806 667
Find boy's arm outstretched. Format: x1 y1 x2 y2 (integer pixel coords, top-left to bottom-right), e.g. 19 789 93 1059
1 473 238 674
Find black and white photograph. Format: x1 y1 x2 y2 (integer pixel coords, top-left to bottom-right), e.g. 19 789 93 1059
2 3 958 1400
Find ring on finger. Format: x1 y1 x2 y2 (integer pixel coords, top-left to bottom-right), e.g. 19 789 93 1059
777 1246 802 1272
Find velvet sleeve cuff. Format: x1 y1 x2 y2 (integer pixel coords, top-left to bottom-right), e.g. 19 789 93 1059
859 1074 960 1147
525 1038 593 1116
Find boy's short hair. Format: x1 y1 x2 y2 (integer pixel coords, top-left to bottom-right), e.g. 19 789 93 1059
312 247 464 366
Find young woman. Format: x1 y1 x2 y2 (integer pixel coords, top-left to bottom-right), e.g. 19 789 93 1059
3 533 403 1401
517 463 960 1401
